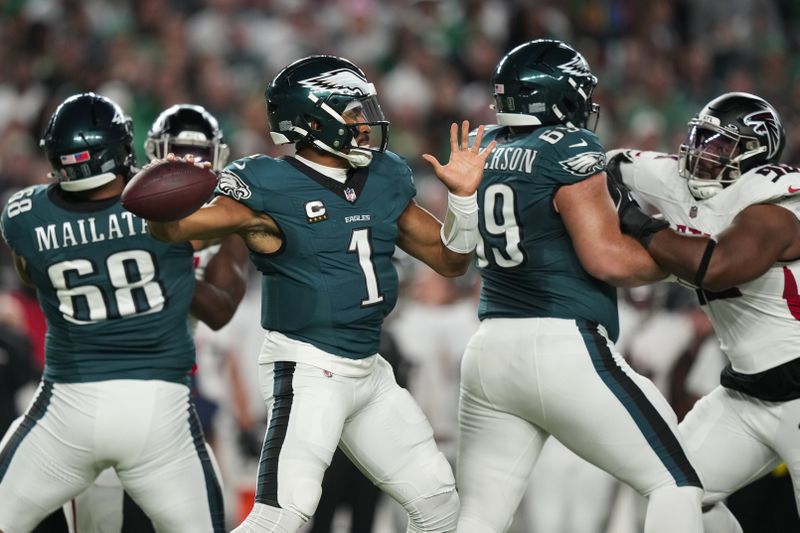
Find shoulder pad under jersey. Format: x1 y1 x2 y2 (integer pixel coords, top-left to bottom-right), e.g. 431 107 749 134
604 149 684 205
709 163 800 213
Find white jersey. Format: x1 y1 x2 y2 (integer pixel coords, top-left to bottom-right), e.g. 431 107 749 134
609 149 800 375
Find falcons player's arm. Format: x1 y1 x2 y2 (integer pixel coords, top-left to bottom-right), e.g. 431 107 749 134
647 202 800 291
555 171 668 287
190 234 249 330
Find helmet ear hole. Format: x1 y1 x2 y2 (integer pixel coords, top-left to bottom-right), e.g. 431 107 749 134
306 117 322 132
562 98 578 114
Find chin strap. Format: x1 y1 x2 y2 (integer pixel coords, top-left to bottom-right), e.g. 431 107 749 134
440 191 479 253
311 139 373 168
344 148 373 168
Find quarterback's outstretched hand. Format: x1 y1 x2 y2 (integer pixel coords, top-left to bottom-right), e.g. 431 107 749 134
422 121 497 196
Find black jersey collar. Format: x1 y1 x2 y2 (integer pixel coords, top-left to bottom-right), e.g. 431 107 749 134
283 156 369 204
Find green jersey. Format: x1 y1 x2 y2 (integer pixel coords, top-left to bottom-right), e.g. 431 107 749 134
1 185 196 383
475 125 619 340
215 151 415 359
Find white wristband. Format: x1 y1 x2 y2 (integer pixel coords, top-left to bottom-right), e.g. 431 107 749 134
440 191 479 253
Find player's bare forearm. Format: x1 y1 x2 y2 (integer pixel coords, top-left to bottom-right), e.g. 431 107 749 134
191 235 248 329
147 220 182 242
397 201 472 277
559 173 666 287
190 281 240 330
148 208 231 243
409 243 472 278
149 196 261 243
648 204 799 290
610 236 669 287
646 232 710 286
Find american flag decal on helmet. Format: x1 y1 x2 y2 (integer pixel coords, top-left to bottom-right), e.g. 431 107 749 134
60 151 91 165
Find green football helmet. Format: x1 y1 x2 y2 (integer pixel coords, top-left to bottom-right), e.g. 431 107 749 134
266 55 389 167
145 104 230 171
41 92 135 192
492 39 599 130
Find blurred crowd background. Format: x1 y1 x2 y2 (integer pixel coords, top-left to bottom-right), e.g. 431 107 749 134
2 0 800 532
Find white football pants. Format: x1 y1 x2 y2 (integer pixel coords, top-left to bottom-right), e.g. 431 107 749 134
234 355 457 532
0 379 224 533
456 318 703 533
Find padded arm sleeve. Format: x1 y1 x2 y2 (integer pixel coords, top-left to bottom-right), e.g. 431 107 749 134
440 191 479 254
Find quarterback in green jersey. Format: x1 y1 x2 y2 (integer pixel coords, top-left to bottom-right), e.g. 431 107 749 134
0 93 225 532
146 55 496 533
455 40 704 533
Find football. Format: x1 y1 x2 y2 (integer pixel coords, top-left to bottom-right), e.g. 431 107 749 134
122 160 217 222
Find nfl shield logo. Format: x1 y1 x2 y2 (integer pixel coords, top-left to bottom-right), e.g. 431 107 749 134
689 206 698 218
344 187 357 203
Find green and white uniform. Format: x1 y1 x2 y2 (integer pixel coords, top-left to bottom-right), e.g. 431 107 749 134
2 185 196 382
223 154 404 360
476 125 619 338
0 185 224 532
219 152 456 530
457 126 700 533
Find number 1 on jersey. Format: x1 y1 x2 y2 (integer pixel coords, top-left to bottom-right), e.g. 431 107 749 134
348 228 384 306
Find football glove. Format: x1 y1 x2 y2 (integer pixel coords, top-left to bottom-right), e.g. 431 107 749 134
605 152 669 248
606 151 637 213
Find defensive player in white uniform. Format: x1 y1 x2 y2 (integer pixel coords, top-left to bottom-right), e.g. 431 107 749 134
62 103 248 533
607 91 800 533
